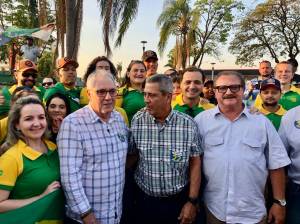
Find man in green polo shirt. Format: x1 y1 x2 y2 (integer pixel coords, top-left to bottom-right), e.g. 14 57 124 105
0 59 45 118
255 61 300 111
172 67 214 118
43 57 82 112
256 78 286 130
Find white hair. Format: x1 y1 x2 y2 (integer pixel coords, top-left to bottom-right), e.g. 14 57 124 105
86 69 115 89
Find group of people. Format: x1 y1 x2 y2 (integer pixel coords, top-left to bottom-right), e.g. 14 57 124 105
0 49 299 224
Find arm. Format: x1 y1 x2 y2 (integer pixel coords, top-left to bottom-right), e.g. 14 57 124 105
268 168 286 224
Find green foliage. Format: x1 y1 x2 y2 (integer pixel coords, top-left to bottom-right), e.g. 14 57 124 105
229 0 300 66
37 51 53 77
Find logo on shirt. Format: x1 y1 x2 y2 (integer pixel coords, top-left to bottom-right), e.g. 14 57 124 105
290 97 297 103
294 120 300 129
117 133 126 142
170 149 183 162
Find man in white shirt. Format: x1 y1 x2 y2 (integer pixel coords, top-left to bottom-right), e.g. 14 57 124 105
20 36 40 63
195 71 290 224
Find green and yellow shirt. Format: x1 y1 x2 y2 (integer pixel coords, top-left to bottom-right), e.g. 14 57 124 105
254 86 300 111
0 140 64 223
172 94 215 118
256 105 286 131
116 86 145 124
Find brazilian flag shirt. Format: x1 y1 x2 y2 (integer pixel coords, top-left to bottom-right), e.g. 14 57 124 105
256 105 286 131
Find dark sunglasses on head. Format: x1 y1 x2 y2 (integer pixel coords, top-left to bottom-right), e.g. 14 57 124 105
22 73 38 79
42 82 53 86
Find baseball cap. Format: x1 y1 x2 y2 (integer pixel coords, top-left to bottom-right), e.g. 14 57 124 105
142 50 158 62
56 57 79 69
260 78 281 91
16 59 37 73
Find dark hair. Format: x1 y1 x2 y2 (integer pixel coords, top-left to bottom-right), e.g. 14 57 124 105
45 92 71 116
121 60 146 87
172 75 181 84
83 56 117 83
214 71 245 90
287 58 298 68
182 66 205 83
11 86 37 104
0 97 49 155
259 60 272 66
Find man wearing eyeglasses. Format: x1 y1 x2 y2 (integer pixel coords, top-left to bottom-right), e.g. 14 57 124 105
195 71 290 224
0 59 45 118
43 57 82 112
58 70 128 224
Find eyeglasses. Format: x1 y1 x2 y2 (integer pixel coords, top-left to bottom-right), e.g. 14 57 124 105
22 73 37 79
214 85 242 93
42 82 53 86
95 89 117 97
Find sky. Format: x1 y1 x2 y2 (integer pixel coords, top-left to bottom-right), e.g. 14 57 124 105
75 0 294 78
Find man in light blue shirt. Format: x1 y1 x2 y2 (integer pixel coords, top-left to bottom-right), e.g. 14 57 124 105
195 71 290 224
279 105 300 224
58 70 128 224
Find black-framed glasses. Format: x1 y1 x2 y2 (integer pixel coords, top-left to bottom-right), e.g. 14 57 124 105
95 88 117 97
22 73 37 79
42 82 53 86
214 85 242 93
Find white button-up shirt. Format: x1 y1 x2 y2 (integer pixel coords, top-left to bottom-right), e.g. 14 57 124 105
279 105 300 184
195 106 290 223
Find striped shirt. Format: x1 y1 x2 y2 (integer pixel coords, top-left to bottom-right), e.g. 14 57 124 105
57 105 128 224
131 109 202 197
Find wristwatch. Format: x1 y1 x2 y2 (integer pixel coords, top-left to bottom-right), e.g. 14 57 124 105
273 199 287 207
187 197 198 206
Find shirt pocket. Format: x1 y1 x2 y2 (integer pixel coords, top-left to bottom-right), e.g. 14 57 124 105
204 136 224 149
242 137 264 163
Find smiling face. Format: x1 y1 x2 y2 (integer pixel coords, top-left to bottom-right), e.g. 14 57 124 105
58 64 77 87
127 63 146 86
214 75 244 109
275 63 294 85
47 97 67 119
181 71 203 100
144 58 158 77
16 104 47 141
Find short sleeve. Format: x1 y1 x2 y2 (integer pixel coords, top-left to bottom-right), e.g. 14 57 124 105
190 125 203 157
0 153 19 191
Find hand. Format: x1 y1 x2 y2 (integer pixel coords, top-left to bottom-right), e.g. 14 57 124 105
268 204 285 224
0 94 5 105
246 81 254 92
178 202 197 224
82 212 99 224
41 181 60 197
51 115 64 132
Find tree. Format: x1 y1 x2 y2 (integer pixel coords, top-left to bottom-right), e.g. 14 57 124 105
37 51 53 77
191 0 243 67
157 0 199 70
229 0 300 66
116 62 122 79
98 0 139 57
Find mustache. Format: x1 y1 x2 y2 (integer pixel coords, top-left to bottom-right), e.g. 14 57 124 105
223 95 236 99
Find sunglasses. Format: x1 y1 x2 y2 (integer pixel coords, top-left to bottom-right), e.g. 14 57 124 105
42 82 53 86
22 73 37 79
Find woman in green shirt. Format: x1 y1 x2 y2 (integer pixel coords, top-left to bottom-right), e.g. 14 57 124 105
116 60 146 124
0 97 64 224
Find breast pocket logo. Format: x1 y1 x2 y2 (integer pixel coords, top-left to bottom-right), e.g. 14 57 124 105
294 120 300 129
170 149 183 162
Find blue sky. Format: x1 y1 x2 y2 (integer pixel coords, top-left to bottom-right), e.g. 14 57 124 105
76 0 283 77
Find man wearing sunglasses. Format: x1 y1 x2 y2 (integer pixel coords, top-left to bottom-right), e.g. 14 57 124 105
42 77 54 89
0 59 45 117
195 71 290 224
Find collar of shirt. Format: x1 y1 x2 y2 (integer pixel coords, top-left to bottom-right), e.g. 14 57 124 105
146 109 175 125
212 105 250 120
87 104 117 124
172 93 202 107
14 139 57 160
257 104 286 116
290 85 300 94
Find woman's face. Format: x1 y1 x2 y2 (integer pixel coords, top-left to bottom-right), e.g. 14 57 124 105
128 63 146 85
47 97 67 119
96 60 110 71
16 104 47 141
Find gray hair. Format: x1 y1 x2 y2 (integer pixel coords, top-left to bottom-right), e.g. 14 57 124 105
146 74 173 94
0 96 50 155
86 69 115 89
214 71 245 90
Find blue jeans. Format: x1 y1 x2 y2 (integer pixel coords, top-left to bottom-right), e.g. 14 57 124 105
286 180 300 224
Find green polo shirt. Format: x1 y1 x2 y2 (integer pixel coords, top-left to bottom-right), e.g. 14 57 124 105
171 94 215 118
43 82 82 112
0 84 45 118
116 86 145 123
256 105 286 131
0 140 64 223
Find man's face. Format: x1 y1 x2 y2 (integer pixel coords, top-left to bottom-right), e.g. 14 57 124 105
87 77 117 119
58 64 77 87
144 58 158 77
260 87 281 107
275 63 294 85
214 75 244 108
144 82 171 118
181 71 203 100
17 69 37 88
203 82 215 99
259 62 272 78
